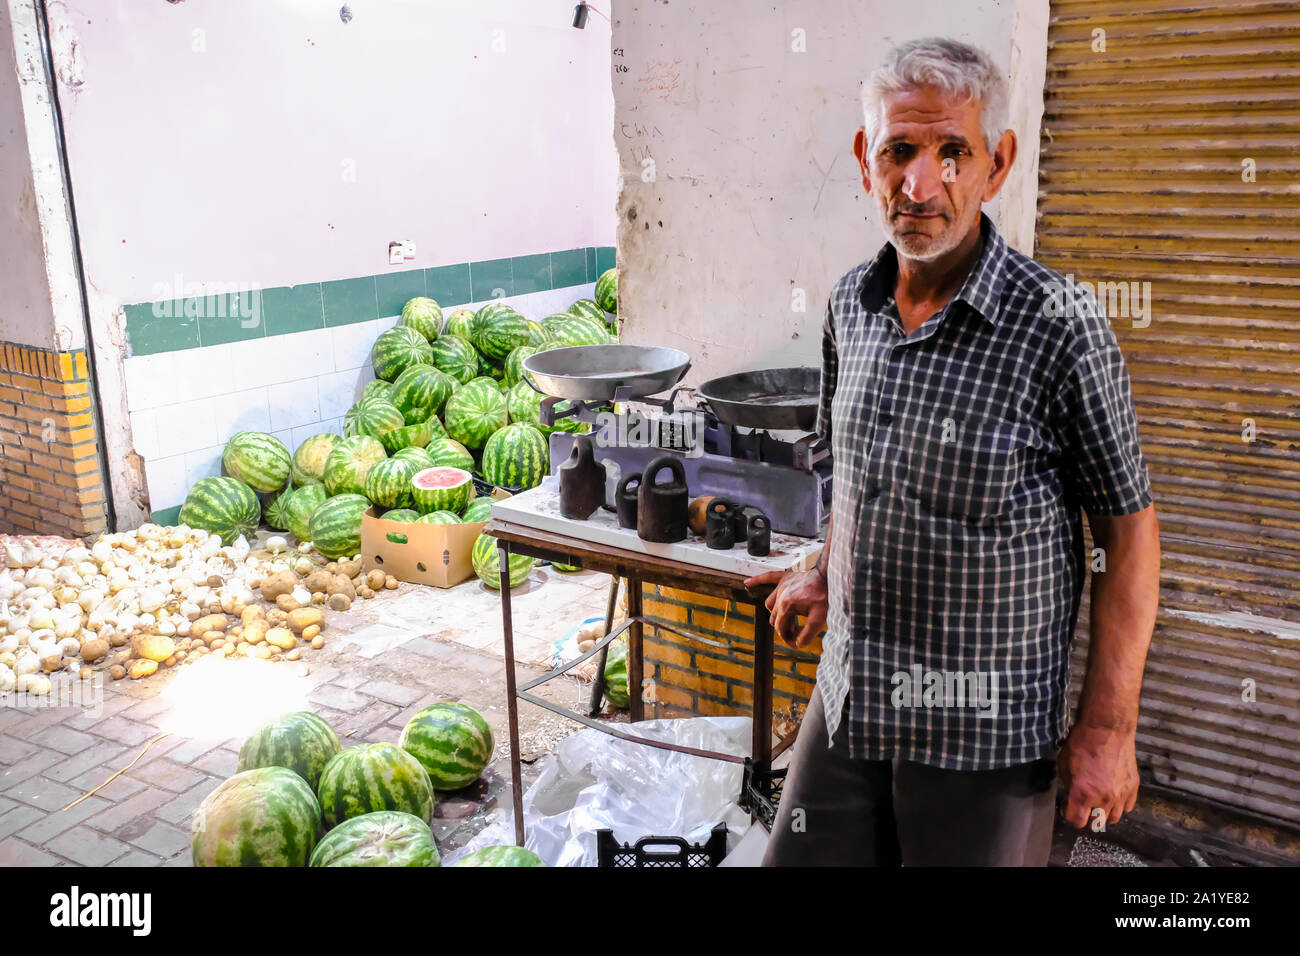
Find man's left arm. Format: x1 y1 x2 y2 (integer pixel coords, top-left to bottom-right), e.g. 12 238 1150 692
1059 505 1160 828
1049 290 1161 828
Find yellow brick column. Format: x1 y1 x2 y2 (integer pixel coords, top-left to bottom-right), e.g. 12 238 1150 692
641 583 822 734
0 343 109 538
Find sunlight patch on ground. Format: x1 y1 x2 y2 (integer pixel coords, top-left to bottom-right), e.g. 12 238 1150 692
157 656 312 741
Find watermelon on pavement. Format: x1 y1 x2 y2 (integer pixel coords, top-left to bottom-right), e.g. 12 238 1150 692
444 309 476 342
285 484 328 542
481 422 549 490
222 431 291 494
316 742 436 828
595 268 617 313
455 845 546 867
344 400 405 441
444 378 509 449
372 326 434 382
238 712 342 790
191 767 322 867
471 533 534 589
179 476 261 546
364 456 419 510
399 702 495 791
428 334 479 385
308 493 371 560
400 297 443 342
309 811 440 867
291 433 342 487
323 435 387 497
391 364 456 424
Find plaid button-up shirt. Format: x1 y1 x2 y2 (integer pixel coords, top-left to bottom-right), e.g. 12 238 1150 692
816 213 1153 770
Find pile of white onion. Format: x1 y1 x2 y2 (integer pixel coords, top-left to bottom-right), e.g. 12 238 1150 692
0 525 311 695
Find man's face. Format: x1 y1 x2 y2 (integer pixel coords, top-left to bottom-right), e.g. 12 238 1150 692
855 85 1012 262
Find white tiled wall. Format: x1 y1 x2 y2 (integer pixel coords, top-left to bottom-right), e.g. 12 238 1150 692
129 284 596 514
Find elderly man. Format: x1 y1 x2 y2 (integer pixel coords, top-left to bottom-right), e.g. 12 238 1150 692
748 37 1161 866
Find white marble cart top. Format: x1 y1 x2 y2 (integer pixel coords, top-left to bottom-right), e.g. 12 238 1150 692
490 478 825 578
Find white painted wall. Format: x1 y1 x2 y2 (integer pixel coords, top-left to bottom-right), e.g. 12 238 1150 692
25 0 618 525
610 0 1048 383
0 0 83 352
55 0 617 300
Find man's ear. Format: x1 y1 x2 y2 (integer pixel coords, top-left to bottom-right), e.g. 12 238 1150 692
981 129 1017 202
853 127 872 195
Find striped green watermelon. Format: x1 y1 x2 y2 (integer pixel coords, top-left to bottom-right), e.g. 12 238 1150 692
414 510 461 525
308 493 371 560
391 446 436 470
222 431 292 494
237 711 342 790
399 702 495 791
364 457 419 510
285 484 327 542
604 641 629 708
317 742 436 828
262 484 294 532
569 298 607 325
291 433 342 487
191 767 322 867
471 533 534 589
344 400 405 441
381 508 420 522
423 438 475 472
460 498 494 523
594 268 617 313
428 334 479 385
391 364 456 424
471 304 531 361
444 309 476 342
400 297 443 342
481 423 548 490
323 435 387 497
308 811 440 868
378 416 446 455
551 315 611 347
456 845 545 867
465 374 502 392
503 345 539 387
362 379 395 404
445 378 509 449
506 382 588 436
410 466 473 515
525 321 552 348
179 476 261 546
372 325 434 382
539 312 576 336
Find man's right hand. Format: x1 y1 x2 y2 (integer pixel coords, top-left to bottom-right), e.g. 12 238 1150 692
744 568 829 649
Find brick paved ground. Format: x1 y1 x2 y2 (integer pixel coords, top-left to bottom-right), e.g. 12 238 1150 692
0 568 611 867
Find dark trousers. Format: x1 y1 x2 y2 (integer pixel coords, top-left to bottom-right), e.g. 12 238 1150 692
762 683 1059 866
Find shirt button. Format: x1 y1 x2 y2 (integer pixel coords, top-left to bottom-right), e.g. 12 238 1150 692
879 412 893 426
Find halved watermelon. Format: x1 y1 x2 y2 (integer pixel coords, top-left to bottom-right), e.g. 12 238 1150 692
410 467 474 515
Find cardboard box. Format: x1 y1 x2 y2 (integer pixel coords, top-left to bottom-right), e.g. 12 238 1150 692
361 489 510 588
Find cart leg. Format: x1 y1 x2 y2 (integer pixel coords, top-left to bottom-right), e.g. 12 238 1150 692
587 575 620 717
627 574 645 722
498 542 525 847
751 601 774 774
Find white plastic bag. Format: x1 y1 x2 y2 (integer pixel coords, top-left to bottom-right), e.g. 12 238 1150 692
450 716 754 867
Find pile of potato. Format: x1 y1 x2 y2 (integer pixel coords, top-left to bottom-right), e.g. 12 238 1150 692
0 526 401 694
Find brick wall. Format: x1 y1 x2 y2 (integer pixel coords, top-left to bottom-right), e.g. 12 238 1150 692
0 342 109 538
641 584 822 732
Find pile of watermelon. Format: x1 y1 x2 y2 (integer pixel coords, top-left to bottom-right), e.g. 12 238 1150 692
172 277 619 566
193 703 544 867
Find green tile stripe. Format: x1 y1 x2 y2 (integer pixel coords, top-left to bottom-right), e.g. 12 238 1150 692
150 504 182 527
124 246 615 358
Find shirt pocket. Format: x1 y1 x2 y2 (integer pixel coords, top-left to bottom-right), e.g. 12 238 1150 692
898 407 1032 523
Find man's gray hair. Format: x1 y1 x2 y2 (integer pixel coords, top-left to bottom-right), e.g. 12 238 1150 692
861 37 1009 156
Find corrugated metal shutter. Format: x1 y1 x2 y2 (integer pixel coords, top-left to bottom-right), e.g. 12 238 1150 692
1038 0 1300 823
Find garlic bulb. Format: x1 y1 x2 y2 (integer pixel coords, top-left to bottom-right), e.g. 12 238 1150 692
0 665 14 693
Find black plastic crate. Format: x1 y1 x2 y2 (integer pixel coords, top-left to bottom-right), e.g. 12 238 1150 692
596 823 729 868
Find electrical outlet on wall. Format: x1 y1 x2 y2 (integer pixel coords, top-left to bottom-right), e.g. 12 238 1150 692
389 240 416 265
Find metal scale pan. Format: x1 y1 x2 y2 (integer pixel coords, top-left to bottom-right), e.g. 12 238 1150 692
522 345 691 402
695 367 821 432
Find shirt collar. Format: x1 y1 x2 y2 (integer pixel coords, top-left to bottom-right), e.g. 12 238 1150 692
858 212 1008 328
